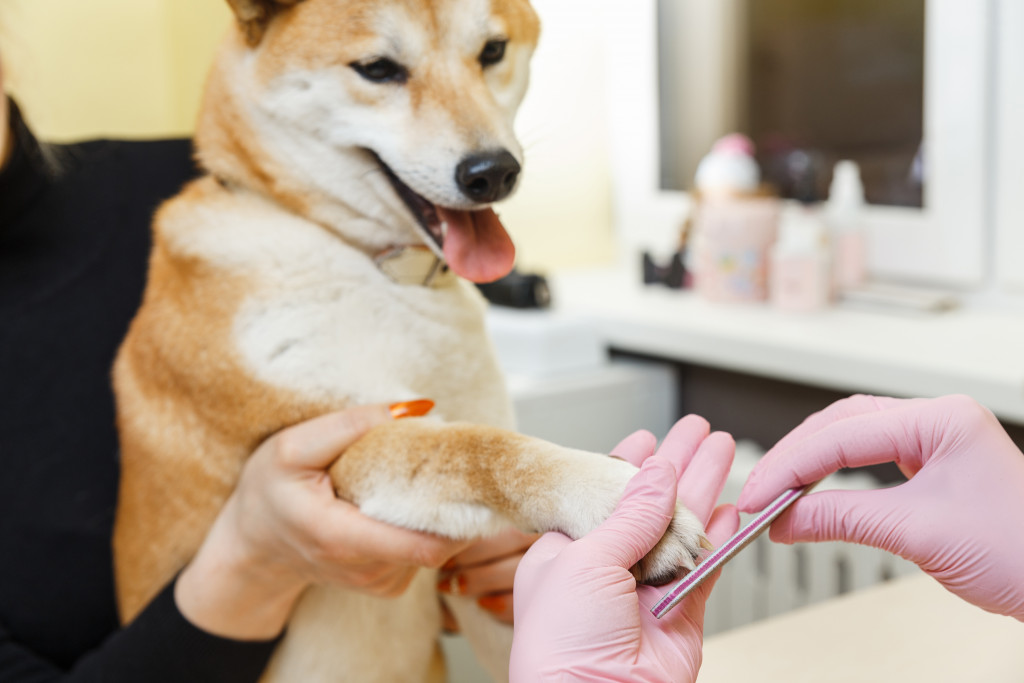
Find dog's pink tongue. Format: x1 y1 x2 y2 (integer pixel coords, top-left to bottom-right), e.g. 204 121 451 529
438 207 515 283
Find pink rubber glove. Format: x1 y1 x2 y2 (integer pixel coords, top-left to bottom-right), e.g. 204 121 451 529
738 394 1024 621
510 416 740 682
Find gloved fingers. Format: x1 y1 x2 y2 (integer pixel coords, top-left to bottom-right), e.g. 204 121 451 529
610 429 658 467
705 503 741 547
573 454 679 571
639 505 740 627
738 398 932 512
767 488 909 558
511 531 572 632
517 530 572 573
654 415 712 478
676 431 736 525
764 394 900 457
896 394 1009 476
687 504 741 605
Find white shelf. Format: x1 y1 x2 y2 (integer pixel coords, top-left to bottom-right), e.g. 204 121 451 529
551 266 1024 424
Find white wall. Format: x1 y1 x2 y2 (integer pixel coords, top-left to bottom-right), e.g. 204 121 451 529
0 0 230 140
499 0 617 273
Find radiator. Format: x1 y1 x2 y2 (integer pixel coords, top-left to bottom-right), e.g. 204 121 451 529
702 441 921 636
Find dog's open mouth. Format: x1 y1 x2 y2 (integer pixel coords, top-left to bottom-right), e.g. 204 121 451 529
374 154 516 284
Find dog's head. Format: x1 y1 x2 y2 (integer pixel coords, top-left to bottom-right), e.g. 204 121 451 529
203 0 540 283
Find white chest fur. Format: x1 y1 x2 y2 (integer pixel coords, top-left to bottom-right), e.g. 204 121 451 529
159 190 519 680
168 189 514 428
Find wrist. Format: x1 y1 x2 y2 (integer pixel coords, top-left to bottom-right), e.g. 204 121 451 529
175 512 307 640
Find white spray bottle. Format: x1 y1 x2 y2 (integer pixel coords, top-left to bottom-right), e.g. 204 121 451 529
827 160 867 291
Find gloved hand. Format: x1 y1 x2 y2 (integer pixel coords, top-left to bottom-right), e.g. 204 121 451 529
510 416 740 682
738 394 1024 621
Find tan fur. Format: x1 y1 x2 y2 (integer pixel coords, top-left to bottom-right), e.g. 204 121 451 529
113 1 705 680
114 178 337 619
227 0 305 45
331 421 567 527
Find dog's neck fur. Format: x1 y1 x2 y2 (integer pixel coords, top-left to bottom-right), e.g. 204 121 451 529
195 38 307 215
192 31 407 261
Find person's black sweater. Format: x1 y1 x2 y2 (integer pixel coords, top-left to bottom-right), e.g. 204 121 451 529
0 101 279 682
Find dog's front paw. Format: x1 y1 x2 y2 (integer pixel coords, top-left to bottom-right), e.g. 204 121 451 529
631 502 711 586
549 454 710 585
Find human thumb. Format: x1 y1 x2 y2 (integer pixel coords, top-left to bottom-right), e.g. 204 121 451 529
576 455 679 571
769 487 909 558
275 404 397 470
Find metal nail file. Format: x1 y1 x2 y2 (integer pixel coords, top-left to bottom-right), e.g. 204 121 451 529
651 482 819 619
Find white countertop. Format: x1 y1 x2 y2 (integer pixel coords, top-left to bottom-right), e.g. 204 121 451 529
550 266 1024 424
698 574 1024 682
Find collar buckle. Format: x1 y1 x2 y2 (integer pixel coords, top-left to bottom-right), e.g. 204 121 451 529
375 245 454 288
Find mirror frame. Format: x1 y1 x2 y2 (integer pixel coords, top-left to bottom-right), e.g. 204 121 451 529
994 0 1024 294
602 0 991 288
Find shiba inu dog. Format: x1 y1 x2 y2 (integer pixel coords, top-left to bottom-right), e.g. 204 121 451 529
112 0 709 680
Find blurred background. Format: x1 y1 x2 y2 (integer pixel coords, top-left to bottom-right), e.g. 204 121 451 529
658 0 925 207
0 0 229 140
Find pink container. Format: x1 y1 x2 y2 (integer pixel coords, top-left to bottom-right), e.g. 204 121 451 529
692 197 781 303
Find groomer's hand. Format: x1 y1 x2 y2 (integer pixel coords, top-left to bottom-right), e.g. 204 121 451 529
438 528 539 626
739 394 1024 621
510 416 740 683
176 401 471 640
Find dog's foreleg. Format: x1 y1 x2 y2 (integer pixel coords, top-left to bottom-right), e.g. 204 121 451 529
329 418 708 585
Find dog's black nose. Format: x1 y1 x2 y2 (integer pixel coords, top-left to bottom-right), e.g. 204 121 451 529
456 150 521 203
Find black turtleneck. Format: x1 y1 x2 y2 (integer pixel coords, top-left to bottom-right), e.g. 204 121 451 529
0 101 278 682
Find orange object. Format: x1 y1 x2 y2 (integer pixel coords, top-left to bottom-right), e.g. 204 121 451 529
389 399 436 419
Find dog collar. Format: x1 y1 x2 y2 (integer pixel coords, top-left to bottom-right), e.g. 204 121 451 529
374 245 456 288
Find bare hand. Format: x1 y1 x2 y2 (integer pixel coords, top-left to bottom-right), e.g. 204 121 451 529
438 528 540 626
176 404 471 639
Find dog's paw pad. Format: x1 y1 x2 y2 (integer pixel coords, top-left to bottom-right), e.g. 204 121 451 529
631 502 710 586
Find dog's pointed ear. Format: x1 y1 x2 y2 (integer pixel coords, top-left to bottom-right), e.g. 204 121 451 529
225 0 304 46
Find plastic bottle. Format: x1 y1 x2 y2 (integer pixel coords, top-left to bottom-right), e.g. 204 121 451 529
690 134 781 303
694 133 761 198
827 160 867 291
769 202 832 312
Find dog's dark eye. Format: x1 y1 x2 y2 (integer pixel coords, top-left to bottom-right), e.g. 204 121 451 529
479 39 507 67
350 58 408 84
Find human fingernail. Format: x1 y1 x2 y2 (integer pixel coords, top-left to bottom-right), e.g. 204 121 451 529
390 399 435 419
437 574 466 594
477 594 508 613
